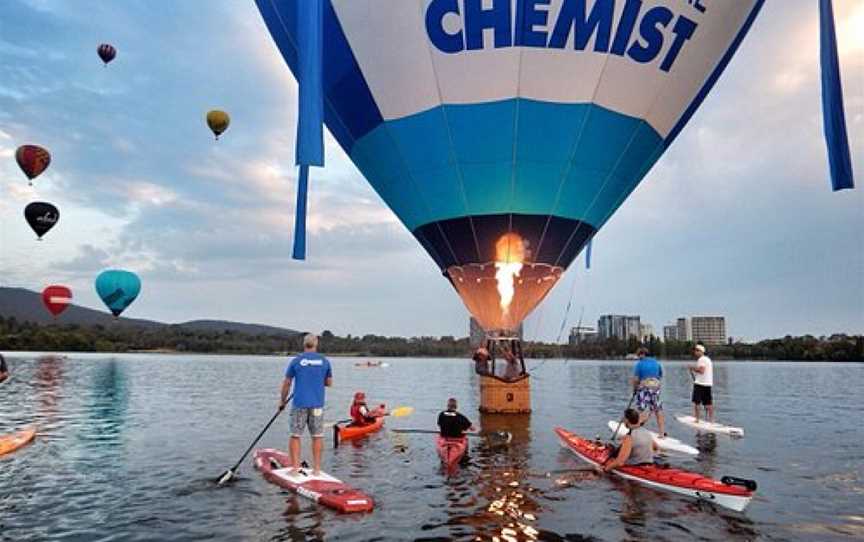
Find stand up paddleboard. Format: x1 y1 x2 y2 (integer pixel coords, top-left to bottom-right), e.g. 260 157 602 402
0 427 36 457
607 421 698 456
675 415 744 437
253 448 374 513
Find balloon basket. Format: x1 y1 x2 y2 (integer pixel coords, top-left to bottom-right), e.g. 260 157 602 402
479 374 531 414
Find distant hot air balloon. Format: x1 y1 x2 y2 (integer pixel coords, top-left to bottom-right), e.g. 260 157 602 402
97 43 116 65
256 0 765 334
24 201 59 240
15 145 51 185
206 110 230 140
95 270 141 317
42 285 73 318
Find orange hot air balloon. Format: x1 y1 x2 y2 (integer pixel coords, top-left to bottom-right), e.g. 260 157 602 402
15 145 51 185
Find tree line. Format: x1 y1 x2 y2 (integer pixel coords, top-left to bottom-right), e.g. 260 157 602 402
0 316 860 361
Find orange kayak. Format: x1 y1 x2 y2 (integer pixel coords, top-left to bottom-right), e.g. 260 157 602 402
0 427 36 457
335 417 384 443
436 436 468 471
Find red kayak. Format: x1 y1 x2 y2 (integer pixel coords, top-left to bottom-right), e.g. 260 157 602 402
554 427 754 512
436 436 468 471
335 417 384 443
253 448 374 513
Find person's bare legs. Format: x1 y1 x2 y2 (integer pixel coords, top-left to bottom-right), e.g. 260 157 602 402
312 436 323 475
693 402 700 423
706 404 714 423
289 436 301 470
656 411 666 436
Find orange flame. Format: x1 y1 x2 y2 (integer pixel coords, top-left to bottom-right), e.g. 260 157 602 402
494 233 526 318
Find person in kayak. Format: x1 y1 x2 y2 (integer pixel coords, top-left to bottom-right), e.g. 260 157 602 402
601 408 659 472
689 344 714 422
349 391 387 426
0 354 8 384
438 398 475 438
280 334 333 475
631 346 666 437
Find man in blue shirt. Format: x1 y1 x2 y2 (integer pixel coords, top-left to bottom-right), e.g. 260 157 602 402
280 334 332 475
630 347 666 437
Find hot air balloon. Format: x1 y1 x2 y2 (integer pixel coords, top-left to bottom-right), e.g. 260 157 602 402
24 201 59 240
206 110 230 140
15 145 51 185
42 285 73 318
95 270 141 317
97 43 116 66
256 0 766 339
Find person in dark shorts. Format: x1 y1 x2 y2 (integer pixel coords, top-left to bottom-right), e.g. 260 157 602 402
437 398 474 438
689 344 714 422
630 347 666 437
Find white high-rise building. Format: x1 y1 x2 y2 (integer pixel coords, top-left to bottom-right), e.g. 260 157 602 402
691 317 727 346
598 315 641 341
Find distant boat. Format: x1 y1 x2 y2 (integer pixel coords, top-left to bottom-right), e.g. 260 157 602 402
354 361 389 368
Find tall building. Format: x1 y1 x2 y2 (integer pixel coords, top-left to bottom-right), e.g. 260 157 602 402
598 315 641 341
639 324 655 342
676 318 691 342
470 317 523 348
691 316 726 346
569 326 598 346
663 325 679 342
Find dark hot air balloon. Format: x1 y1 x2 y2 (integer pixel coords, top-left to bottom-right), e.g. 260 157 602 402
97 43 116 65
206 110 230 140
15 145 51 185
24 202 59 240
42 285 73 318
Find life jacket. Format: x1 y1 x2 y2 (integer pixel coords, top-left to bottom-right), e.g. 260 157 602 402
350 401 372 425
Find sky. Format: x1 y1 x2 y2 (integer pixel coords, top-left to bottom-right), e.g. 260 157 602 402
0 0 861 343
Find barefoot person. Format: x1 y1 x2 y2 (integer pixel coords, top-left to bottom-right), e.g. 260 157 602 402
280 334 332 475
688 344 714 423
601 408 659 472
631 347 666 436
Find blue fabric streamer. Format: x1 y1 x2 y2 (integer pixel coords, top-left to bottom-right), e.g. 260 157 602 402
293 0 324 259
585 239 592 270
819 0 854 191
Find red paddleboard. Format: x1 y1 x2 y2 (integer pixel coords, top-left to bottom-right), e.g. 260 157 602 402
253 448 374 513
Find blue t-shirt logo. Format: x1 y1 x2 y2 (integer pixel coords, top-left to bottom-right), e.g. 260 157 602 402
286 352 332 408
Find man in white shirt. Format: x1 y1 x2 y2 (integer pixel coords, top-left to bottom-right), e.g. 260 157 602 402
688 344 714 422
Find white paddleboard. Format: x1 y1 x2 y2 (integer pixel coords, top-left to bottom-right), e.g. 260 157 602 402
272 467 342 485
607 421 698 456
675 415 744 437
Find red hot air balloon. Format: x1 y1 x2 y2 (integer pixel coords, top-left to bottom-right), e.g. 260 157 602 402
97 43 116 66
42 285 72 318
15 145 51 185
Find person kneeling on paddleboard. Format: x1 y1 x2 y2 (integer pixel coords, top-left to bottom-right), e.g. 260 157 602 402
631 346 667 437
438 398 475 438
601 409 659 472
349 392 386 426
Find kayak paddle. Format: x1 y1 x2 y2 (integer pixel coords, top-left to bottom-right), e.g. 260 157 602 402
609 389 638 445
216 393 292 486
391 428 512 442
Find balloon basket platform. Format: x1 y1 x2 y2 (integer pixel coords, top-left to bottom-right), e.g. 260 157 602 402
479 374 531 414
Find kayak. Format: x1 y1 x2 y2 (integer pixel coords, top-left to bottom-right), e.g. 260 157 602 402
675 415 744 437
436 436 468 471
0 427 36 457
555 427 754 512
253 448 374 513
607 421 698 456
335 417 384 443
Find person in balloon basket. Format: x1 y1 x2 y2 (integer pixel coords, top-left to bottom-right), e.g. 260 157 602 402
438 398 475 439
280 334 332 475
631 346 667 437
0 353 8 383
349 391 387 427
473 347 491 376
689 344 714 423
599 408 659 472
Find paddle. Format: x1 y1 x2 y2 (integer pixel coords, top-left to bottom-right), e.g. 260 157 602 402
332 406 415 448
391 428 513 443
609 389 638 446
216 393 292 486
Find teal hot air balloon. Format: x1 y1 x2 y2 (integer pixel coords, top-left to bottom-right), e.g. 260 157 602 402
95 270 141 317
256 0 765 333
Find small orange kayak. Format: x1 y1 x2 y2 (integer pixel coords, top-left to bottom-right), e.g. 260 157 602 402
0 427 36 457
436 436 468 471
335 417 384 443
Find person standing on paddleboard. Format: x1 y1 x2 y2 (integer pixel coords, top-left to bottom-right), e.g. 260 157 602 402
438 398 475 438
631 347 667 437
280 334 332 475
600 408 658 472
688 344 714 423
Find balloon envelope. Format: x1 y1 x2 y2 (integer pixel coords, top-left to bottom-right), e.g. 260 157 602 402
24 201 59 239
97 43 116 65
206 110 230 139
42 285 73 317
15 145 51 182
257 0 763 331
95 270 141 317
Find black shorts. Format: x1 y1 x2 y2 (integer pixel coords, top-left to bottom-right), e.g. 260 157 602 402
691 384 713 406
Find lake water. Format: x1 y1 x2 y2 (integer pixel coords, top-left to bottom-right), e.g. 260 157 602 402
1 353 862 541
